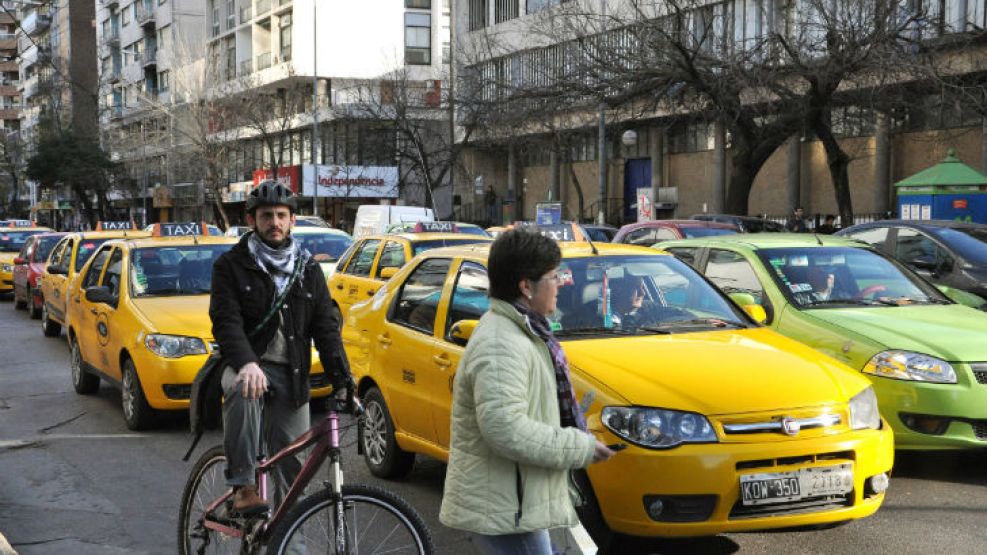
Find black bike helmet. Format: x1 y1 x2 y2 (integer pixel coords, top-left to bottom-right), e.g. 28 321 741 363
246 180 297 214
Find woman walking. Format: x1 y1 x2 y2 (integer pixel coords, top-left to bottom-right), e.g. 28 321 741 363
440 229 613 554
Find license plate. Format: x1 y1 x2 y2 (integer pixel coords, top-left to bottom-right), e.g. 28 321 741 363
740 463 853 506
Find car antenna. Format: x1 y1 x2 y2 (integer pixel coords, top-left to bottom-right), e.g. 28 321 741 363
581 223 599 255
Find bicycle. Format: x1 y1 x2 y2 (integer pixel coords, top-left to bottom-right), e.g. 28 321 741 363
178 396 435 554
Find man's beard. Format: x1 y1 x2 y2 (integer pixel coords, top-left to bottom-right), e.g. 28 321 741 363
258 227 289 248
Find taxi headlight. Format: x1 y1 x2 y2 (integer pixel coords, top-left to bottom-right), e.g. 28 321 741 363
863 350 956 384
849 387 881 430
601 406 717 449
145 334 207 358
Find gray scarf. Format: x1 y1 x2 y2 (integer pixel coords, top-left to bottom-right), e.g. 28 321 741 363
247 231 309 293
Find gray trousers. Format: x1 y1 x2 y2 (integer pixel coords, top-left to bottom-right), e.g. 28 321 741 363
222 363 310 503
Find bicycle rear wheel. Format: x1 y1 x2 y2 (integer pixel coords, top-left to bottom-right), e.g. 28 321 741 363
178 445 246 555
265 483 434 554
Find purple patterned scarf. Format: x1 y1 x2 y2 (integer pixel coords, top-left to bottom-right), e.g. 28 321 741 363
512 302 587 431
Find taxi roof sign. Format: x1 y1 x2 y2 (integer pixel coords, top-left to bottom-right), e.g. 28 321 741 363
414 221 458 233
1 219 36 228
152 221 210 237
96 220 138 231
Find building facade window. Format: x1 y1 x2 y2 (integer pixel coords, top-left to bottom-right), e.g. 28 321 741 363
226 0 235 30
122 4 131 25
158 70 170 91
526 0 560 15
280 14 292 62
468 0 487 30
210 0 220 37
405 13 431 65
495 0 519 22
668 120 714 154
406 0 431 7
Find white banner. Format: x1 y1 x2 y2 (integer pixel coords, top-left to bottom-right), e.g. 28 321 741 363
302 164 399 198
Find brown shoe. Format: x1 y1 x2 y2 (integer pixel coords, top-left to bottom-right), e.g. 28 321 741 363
232 486 268 516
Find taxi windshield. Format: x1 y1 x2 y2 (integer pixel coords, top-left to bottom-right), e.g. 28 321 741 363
76 239 112 271
680 227 737 238
549 254 748 337
130 244 233 297
294 233 353 261
0 230 44 252
757 247 950 308
412 238 489 256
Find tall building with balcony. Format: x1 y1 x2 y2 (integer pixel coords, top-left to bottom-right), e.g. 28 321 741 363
0 5 19 132
96 0 206 223
206 0 452 226
13 0 97 225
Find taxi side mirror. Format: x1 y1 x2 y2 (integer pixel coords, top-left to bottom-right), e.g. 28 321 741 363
743 304 767 324
13 256 25 265
85 286 116 307
448 319 479 346
379 266 399 280
46 264 67 275
728 292 757 306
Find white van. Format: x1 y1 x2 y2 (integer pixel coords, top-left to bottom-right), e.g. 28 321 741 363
352 205 434 238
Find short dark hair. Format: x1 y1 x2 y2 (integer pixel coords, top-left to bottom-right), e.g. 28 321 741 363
488 229 561 302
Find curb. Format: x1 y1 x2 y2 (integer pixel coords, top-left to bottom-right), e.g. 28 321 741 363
0 532 15 555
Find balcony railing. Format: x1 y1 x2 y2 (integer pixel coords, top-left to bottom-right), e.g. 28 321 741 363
101 0 120 7
136 3 155 27
104 28 120 44
142 49 157 66
256 52 271 70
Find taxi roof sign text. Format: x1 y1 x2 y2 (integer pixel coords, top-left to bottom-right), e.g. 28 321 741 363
414 221 458 233
152 222 209 237
96 221 138 231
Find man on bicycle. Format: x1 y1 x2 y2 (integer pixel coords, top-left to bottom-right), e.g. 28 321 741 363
209 180 352 515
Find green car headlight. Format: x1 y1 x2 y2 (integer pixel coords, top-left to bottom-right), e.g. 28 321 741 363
602 406 717 449
849 387 881 430
863 350 956 384
145 334 207 358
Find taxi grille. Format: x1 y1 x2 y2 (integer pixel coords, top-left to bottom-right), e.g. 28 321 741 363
972 366 987 385
972 422 987 440
729 494 852 520
164 384 192 400
736 451 853 471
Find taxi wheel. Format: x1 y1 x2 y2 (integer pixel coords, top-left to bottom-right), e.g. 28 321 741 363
41 303 61 337
572 470 618 552
122 359 157 431
70 338 99 395
361 387 414 479
28 288 41 319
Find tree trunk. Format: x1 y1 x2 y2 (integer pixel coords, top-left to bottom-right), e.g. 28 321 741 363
813 120 854 227
567 161 586 222
724 129 794 216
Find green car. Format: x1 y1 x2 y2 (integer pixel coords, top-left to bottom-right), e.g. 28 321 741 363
656 233 987 450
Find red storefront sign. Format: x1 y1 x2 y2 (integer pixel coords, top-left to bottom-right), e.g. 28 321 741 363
953 199 968 209
252 166 302 193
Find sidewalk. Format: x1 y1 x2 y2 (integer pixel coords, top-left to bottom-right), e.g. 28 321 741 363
0 532 16 555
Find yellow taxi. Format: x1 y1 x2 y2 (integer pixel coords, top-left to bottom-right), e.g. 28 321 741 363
1 220 52 298
38 224 149 337
64 222 332 429
328 231 491 319
343 242 894 543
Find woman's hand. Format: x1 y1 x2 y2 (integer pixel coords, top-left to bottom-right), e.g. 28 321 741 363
591 440 615 463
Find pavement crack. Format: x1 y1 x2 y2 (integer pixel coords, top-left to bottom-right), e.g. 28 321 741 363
39 412 88 434
11 537 77 547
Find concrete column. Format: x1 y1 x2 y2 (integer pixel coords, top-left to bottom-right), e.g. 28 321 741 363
712 121 726 213
650 127 664 219
874 112 892 215
549 146 561 203
981 117 987 174
787 136 801 212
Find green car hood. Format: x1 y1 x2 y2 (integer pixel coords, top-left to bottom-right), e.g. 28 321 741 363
804 304 987 362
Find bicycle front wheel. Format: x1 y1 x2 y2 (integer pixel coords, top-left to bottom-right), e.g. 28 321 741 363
265 483 434 554
178 445 245 555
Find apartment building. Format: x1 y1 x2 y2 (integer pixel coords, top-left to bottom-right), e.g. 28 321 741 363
14 0 97 226
95 0 205 223
454 0 987 226
206 0 452 226
0 5 17 132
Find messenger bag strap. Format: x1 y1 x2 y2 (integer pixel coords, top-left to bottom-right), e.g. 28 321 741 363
246 254 305 340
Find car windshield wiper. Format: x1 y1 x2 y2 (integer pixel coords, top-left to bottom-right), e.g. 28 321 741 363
803 298 883 308
637 318 746 333
555 326 635 337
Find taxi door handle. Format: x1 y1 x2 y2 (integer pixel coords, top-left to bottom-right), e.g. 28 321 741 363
432 354 451 368
335 284 343 290
377 334 392 346
366 289 376 296
90 308 98 315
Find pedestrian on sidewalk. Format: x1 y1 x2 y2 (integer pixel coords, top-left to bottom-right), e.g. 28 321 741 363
786 206 809 232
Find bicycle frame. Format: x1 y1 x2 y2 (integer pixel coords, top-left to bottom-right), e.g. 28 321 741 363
200 408 345 541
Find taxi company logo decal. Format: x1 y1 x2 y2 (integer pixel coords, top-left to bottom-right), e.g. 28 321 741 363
96 313 110 346
780 416 800 436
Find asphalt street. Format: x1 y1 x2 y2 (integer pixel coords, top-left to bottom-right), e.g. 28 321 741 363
1 298 987 554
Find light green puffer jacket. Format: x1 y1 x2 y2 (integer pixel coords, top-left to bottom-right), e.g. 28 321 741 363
439 299 597 535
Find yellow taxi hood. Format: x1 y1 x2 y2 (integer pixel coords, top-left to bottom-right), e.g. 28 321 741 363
563 327 868 416
131 295 213 337
0 252 16 263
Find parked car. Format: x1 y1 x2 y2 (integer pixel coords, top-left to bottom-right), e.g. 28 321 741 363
12 232 66 318
295 215 331 228
385 221 491 237
343 242 892 543
1 223 52 299
352 205 434 238
837 219 987 303
691 214 786 233
290 226 353 279
657 233 987 449
581 223 618 242
613 220 738 246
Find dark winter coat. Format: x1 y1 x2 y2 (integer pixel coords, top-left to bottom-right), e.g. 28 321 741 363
209 234 351 406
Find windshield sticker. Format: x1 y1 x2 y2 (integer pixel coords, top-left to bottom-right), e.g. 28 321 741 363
789 255 809 267
558 268 574 287
789 283 813 293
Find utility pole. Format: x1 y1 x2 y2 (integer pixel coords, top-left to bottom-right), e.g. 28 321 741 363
311 0 319 217
596 0 608 225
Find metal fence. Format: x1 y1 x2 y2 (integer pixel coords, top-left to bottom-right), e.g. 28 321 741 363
760 212 893 231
